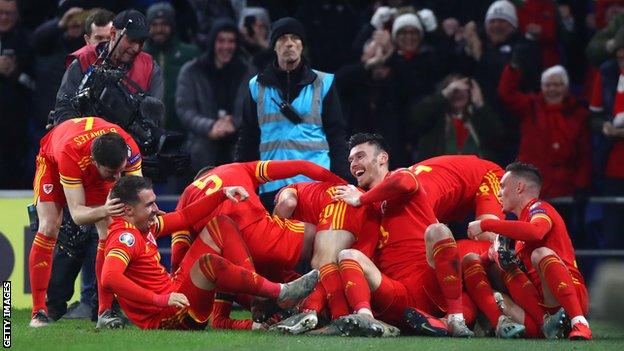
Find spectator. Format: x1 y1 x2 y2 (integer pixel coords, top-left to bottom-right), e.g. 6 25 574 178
409 74 502 162
460 0 541 165
586 12 624 67
499 63 591 199
235 17 349 207
144 2 200 132
51 9 164 124
516 0 560 69
0 0 33 188
176 18 253 173
335 29 407 167
83 8 114 45
238 6 272 71
588 30 624 248
31 7 86 126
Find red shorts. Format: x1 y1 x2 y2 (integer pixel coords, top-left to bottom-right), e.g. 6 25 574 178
475 169 504 218
316 200 361 234
242 215 304 275
372 266 447 327
33 154 65 205
457 239 491 259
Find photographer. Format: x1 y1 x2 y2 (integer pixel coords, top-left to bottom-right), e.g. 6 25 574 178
51 9 163 124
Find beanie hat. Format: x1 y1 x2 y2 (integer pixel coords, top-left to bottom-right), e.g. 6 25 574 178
485 0 518 28
269 17 306 49
391 13 423 40
146 2 175 26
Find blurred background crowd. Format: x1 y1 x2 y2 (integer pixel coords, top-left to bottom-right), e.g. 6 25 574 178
2 0 624 250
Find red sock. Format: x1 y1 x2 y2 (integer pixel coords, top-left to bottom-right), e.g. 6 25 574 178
523 314 542 338
301 282 326 312
199 254 280 298
462 292 478 326
96 240 113 315
339 259 371 312
207 216 254 271
538 255 584 319
502 267 544 324
320 263 349 319
171 230 191 273
431 238 462 314
29 232 56 315
463 258 501 327
210 298 253 330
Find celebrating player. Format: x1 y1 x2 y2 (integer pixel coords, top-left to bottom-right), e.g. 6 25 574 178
29 117 142 328
333 133 474 337
101 175 318 330
467 162 591 340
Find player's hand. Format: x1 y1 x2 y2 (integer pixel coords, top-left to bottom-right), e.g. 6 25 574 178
467 220 483 239
333 184 362 207
223 186 249 203
104 197 125 217
168 292 190 308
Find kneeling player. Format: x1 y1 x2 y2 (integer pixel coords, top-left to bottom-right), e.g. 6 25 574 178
101 176 318 329
467 162 591 340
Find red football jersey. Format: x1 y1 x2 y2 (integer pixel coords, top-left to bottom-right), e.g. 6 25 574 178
39 117 142 203
374 168 439 280
105 217 172 329
515 199 582 280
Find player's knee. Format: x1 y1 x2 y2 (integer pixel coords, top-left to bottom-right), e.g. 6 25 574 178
37 217 61 238
462 252 481 268
338 249 363 263
530 247 554 266
424 223 452 243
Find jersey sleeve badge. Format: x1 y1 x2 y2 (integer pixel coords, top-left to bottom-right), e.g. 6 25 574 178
119 232 136 247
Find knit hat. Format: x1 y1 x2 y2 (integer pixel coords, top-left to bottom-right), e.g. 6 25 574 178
391 13 423 40
146 2 176 26
269 17 306 49
485 0 518 28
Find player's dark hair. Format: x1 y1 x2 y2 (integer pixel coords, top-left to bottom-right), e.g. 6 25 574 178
85 8 115 35
347 133 390 154
110 175 152 205
194 165 215 181
91 132 128 169
506 161 542 189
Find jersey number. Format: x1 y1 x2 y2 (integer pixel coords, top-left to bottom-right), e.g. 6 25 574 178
192 174 223 196
72 117 95 131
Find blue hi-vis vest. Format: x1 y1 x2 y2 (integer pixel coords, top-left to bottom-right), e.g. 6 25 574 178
249 70 333 193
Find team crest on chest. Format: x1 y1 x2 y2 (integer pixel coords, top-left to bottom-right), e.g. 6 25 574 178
119 232 135 247
43 184 53 194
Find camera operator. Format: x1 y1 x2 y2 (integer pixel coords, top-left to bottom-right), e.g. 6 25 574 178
51 9 163 124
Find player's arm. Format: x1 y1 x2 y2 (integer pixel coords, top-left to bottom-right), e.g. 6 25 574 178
472 216 552 242
63 185 124 225
334 169 419 206
101 244 188 308
155 186 248 236
273 187 298 218
254 160 346 185
123 137 143 176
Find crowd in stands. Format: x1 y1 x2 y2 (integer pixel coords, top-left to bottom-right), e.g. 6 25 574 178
1 0 624 248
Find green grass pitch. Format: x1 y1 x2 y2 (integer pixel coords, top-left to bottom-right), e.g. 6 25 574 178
8 309 624 351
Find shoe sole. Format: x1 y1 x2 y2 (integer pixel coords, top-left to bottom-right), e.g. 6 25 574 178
273 315 318 334
496 325 526 339
404 308 447 337
335 316 383 337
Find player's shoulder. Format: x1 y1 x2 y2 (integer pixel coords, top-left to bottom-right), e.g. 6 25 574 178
527 199 555 217
107 220 143 248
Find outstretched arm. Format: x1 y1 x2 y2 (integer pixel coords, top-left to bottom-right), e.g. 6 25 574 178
468 217 552 242
334 169 418 206
257 160 346 184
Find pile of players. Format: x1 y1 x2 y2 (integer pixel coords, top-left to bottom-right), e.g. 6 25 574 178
27 117 591 340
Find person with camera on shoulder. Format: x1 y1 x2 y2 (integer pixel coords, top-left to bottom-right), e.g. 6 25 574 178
51 9 163 125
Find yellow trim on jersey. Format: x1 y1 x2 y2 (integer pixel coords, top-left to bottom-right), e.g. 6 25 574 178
530 213 553 227
285 219 305 233
207 218 224 247
123 221 136 229
255 161 271 183
59 174 83 188
331 201 347 230
33 156 47 204
171 231 191 246
107 248 130 265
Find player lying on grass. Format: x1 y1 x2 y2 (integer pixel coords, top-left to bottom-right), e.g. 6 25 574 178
466 162 591 340
268 181 381 335
101 176 318 330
